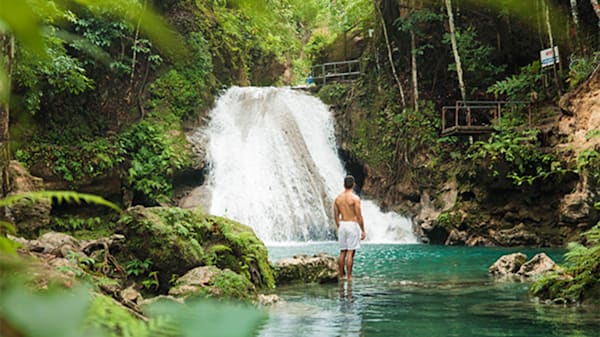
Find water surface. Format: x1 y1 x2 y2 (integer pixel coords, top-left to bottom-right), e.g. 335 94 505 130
260 244 599 337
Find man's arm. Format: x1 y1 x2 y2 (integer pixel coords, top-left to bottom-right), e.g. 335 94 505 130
333 199 340 228
354 196 365 240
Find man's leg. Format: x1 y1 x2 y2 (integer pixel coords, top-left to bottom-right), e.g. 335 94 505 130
338 250 347 279
346 250 355 280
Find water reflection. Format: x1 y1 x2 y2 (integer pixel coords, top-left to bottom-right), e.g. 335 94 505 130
337 280 364 337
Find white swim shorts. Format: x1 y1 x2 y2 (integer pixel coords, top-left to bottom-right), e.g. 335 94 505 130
338 221 361 250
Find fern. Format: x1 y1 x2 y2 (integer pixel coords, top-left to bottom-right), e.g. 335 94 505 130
0 190 120 212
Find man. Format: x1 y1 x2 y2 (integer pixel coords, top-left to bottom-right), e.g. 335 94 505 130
333 175 365 281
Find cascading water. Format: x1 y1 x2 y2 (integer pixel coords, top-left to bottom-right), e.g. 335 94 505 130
188 86 417 244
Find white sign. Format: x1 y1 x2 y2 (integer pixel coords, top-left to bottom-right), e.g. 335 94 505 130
540 46 559 67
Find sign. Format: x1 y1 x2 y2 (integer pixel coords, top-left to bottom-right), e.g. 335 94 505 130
540 47 559 68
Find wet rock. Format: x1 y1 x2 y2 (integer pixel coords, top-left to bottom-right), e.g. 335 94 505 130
517 253 561 277
257 294 281 306
273 253 338 285
168 266 256 301
488 253 528 276
3 161 51 239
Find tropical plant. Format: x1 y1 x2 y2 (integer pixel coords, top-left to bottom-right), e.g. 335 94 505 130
467 129 566 185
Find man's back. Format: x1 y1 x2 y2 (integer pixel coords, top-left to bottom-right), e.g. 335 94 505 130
334 191 361 223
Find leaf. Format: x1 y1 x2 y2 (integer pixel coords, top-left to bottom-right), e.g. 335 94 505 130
0 190 121 212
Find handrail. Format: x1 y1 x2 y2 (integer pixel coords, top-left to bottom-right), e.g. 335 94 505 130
440 100 533 136
311 59 362 85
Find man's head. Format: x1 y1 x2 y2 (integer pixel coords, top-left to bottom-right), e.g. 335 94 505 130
344 175 355 189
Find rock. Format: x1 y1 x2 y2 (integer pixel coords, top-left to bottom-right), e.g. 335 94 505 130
465 235 494 247
168 266 256 301
15 232 82 256
139 295 184 309
116 206 275 291
119 284 143 304
257 294 280 306
419 221 449 245
488 253 528 276
517 253 561 277
445 229 468 245
559 189 595 225
492 223 540 246
273 253 338 285
3 161 51 239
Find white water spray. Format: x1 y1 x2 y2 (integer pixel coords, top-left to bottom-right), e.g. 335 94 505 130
188 87 417 244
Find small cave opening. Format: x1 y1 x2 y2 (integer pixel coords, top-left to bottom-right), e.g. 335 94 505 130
338 148 366 194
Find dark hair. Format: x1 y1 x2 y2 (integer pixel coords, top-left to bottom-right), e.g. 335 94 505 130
344 175 355 189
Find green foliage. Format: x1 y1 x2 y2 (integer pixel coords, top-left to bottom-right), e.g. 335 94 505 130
567 52 600 89
576 148 600 184
531 223 600 304
317 83 350 105
443 26 506 95
467 129 565 185
0 280 264 337
17 137 124 185
14 26 95 114
125 258 152 277
118 119 192 202
487 61 544 101
0 190 120 212
1 0 184 103
149 32 213 119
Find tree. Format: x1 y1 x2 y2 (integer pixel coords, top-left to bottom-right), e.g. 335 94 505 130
374 0 406 107
409 0 419 111
0 34 14 196
444 0 467 102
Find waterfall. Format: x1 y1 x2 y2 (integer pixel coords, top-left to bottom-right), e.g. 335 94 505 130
187 86 417 244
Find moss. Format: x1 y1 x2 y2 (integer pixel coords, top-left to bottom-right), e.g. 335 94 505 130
85 294 149 337
117 206 275 294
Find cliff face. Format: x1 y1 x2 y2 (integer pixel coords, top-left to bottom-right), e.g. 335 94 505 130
332 68 599 247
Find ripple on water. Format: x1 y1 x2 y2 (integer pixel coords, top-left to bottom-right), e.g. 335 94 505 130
260 244 600 337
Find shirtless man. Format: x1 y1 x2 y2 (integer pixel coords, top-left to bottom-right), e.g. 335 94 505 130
333 175 365 280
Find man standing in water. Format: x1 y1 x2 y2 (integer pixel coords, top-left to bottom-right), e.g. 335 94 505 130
334 175 366 280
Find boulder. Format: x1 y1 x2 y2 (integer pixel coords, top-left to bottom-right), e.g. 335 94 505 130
3 161 51 239
116 206 274 291
517 253 561 277
10 232 82 256
488 253 528 276
492 223 540 246
168 266 256 301
445 229 468 245
465 235 494 247
273 253 338 285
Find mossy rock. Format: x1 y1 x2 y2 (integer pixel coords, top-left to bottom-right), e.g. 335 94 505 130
168 266 256 301
116 206 274 292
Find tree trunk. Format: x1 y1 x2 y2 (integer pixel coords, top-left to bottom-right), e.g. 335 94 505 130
444 0 467 102
544 0 562 96
410 30 419 111
410 0 419 111
374 0 406 107
0 35 14 197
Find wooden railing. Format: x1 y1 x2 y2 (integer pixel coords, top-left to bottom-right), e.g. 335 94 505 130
310 59 361 85
440 101 532 136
